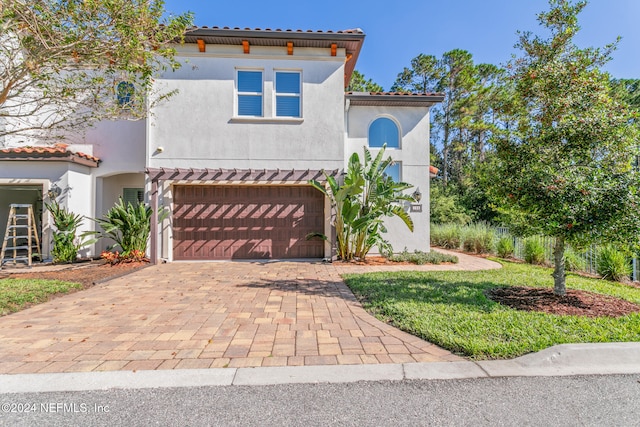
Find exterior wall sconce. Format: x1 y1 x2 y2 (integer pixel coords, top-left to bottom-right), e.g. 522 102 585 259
47 184 62 199
412 188 422 203
156 146 164 153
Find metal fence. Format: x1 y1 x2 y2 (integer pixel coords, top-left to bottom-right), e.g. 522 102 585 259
495 228 638 281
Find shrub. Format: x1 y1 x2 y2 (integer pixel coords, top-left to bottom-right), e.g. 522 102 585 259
496 236 515 258
430 185 472 225
596 245 631 282
524 237 546 265
101 249 148 265
564 246 586 272
389 249 458 265
461 223 495 254
430 223 462 249
94 198 153 256
46 201 94 263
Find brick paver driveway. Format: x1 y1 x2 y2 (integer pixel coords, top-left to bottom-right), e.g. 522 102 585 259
0 253 497 374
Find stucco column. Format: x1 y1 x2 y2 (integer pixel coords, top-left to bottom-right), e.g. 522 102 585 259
150 179 158 264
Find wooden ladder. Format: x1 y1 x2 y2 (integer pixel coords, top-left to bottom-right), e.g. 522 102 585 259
0 204 42 268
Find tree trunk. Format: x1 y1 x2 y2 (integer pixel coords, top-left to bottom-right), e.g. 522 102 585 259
552 236 566 296
442 145 449 186
442 102 451 186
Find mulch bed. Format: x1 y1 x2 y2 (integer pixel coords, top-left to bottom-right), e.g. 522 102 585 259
0 260 148 289
486 286 640 318
339 256 413 266
336 256 455 266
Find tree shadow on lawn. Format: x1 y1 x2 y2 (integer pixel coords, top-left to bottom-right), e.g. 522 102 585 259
341 275 504 313
239 273 503 314
341 273 640 318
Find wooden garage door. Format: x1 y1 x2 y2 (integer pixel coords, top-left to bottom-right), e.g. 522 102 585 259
173 185 325 260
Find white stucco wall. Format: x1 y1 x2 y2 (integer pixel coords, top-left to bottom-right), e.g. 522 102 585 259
73 120 147 178
148 46 346 171
0 161 96 259
45 118 147 256
345 105 432 253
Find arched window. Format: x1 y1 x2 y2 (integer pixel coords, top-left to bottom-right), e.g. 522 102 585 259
368 117 399 148
116 81 135 107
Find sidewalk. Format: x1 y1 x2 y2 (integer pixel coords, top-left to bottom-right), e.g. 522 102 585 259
1 342 638 393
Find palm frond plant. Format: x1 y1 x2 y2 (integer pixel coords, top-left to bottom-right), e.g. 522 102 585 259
309 154 364 260
46 201 95 263
93 198 153 261
309 145 415 261
353 146 414 259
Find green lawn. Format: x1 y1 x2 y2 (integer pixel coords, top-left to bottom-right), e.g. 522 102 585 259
343 260 640 360
0 278 83 316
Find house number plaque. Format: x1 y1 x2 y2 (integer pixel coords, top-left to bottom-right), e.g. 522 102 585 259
410 204 422 213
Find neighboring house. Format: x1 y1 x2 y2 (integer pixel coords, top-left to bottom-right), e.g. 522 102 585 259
0 26 443 263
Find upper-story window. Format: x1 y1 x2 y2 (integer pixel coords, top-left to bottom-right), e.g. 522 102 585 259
385 162 401 182
116 81 135 108
369 117 400 148
237 70 263 116
275 71 301 117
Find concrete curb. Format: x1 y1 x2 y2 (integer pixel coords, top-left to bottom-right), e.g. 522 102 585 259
1 343 638 394
477 342 640 377
233 364 405 386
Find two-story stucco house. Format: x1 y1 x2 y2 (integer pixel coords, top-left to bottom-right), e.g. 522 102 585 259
0 26 443 264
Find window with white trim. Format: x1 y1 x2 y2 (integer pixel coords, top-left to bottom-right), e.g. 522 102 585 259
275 71 301 117
369 117 400 148
237 70 263 116
384 162 401 183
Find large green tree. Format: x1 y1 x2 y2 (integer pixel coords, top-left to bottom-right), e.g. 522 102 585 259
392 51 508 189
610 78 640 111
491 0 640 295
434 49 478 185
392 50 509 223
347 70 384 92
390 53 440 94
0 0 192 141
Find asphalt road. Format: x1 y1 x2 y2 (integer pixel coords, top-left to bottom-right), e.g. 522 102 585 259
1 375 639 426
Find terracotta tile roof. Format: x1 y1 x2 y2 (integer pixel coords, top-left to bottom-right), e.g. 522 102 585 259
0 143 100 167
429 165 439 177
347 91 445 97
346 91 445 107
185 26 364 34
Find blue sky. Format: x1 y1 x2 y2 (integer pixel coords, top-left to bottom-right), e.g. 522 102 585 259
163 0 640 90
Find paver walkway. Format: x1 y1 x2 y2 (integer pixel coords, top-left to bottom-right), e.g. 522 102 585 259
0 250 500 374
